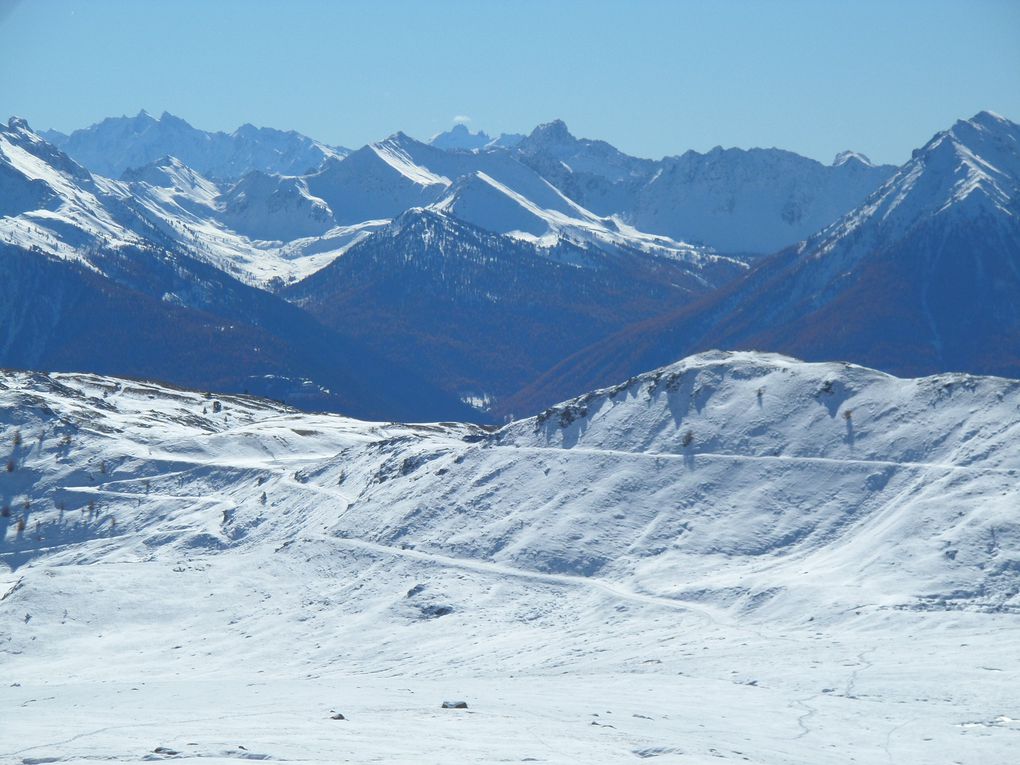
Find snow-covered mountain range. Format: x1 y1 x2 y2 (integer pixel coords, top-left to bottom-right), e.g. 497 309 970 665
0 115 747 415
42 111 895 255
0 117 476 422
2 352 1017 762
3 109 1017 422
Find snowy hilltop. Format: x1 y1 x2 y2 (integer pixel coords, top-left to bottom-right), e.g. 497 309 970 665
1 352 1018 762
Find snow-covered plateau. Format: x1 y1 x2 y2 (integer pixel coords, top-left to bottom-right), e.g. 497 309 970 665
1 351 1017 764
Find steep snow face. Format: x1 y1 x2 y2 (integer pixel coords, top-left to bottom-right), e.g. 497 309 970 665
629 146 896 253
304 138 450 225
1 357 1017 763
431 170 722 262
120 155 222 216
218 171 334 242
46 110 346 179
0 117 143 262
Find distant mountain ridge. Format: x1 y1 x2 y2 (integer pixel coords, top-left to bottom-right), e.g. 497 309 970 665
513 119 897 253
43 110 347 179
429 123 524 151
45 111 895 255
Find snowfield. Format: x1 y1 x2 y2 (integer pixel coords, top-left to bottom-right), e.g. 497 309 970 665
1 352 1018 764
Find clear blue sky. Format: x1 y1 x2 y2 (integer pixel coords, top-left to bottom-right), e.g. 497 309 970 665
2 0 1018 164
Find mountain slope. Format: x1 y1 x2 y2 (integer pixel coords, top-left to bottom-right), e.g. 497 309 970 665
628 145 896 253
506 111 1020 415
285 209 744 407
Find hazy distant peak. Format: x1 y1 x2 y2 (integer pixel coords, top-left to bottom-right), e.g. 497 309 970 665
7 115 32 133
430 123 493 151
527 119 575 144
833 150 874 167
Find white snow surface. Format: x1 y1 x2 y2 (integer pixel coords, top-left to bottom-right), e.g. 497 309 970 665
1 351 1018 764
0 117 143 265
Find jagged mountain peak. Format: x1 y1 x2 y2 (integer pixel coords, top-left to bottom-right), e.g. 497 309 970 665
7 115 33 133
853 111 1020 229
524 119 575 146
45 112 344 179
429 123 494 151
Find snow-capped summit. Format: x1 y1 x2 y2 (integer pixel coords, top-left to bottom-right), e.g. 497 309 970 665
0 116 141 256
516 119 653 183
120 154 217 196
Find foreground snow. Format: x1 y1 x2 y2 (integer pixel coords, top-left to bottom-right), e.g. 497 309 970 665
1 352 1018 763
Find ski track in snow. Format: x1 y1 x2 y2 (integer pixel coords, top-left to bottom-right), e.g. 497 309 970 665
498 443 1016 476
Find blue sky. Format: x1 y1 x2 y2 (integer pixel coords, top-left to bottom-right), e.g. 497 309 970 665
2 0 1018 164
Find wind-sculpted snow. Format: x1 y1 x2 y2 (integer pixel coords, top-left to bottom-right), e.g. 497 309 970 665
1 354 1018 763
